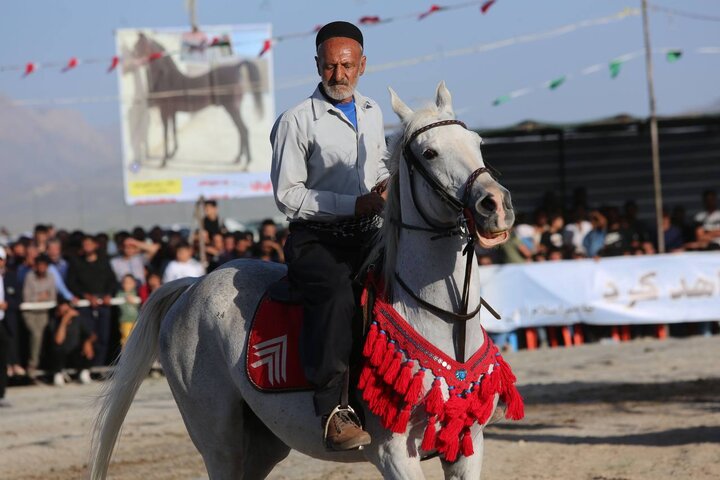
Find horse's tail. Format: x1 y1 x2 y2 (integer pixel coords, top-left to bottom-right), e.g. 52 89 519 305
88 277 197 480
240 60 264 117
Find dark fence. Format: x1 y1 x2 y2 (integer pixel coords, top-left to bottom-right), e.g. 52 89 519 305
478 114 720 221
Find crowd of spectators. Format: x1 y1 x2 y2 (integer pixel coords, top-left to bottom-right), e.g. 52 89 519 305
0 191 718 406
477 188 720 264
0 201 285 406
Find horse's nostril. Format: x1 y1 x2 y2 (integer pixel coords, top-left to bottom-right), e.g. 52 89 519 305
480 196 497 212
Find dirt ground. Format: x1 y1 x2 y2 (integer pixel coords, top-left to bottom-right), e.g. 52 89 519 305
1 335 718 480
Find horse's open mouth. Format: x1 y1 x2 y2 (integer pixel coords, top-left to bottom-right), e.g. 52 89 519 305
475 228 509 248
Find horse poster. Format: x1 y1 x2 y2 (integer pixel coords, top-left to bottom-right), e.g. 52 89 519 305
115 25 274 205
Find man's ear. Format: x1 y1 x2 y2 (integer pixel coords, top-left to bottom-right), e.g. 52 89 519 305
359 55 366 76
315 55 321 76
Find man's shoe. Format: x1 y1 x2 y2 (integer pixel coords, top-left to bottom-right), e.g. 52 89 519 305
0 398 12 408
79 369 92 385
53 372 66 387
323 406 371 451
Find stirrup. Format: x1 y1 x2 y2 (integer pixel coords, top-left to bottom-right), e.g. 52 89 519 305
322 405 365 450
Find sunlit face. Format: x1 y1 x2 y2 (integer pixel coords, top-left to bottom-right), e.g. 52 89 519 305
176 246 192 262
121 275 137 293
316 37 366 103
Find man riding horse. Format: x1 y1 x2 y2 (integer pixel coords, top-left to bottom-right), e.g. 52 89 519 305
270 21 388 451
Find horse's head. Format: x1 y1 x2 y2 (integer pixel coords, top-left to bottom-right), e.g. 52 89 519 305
389 82 514 248
133 32 164 59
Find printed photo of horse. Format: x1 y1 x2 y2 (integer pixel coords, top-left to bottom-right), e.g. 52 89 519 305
116 27 273 178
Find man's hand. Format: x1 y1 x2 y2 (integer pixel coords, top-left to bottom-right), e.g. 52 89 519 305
85 294 99 308
0 301 7 311
102 295 112 306
355 192 385 217
82 339 95 360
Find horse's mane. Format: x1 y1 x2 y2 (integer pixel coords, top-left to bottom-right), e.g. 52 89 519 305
370 104 452 291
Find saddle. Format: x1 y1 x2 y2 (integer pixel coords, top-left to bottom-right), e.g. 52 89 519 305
247 278 336 392
247 271 374 392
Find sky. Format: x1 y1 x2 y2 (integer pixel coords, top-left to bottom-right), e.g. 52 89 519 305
1 0 720 130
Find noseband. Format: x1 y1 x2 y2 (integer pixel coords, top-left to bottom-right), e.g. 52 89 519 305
394 119 501 362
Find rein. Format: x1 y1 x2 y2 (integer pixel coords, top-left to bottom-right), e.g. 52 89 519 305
394 119 500 362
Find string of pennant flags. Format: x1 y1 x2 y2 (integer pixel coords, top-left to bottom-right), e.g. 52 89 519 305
9 8 642 107
0 0 500 76
490 47 720 107
1 2 717 78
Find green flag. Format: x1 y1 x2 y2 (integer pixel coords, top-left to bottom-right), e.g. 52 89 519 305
492 95 511 106
548 76 566 90
666 50 682 63
609 60 623 78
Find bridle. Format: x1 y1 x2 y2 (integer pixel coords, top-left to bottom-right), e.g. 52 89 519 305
393 119 501 362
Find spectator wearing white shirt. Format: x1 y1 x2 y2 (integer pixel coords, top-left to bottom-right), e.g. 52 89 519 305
694 190 720 249
162 241 205 283
111 237 159 285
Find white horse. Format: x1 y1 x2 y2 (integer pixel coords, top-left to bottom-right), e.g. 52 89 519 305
89 82 516 480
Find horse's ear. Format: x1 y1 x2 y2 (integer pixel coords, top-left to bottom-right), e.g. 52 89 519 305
435 81 454 118
388 87 413 123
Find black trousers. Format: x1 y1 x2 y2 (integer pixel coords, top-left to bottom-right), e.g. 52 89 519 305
0 323 9 399
48 341 92 375
78 306 111 366
286 225 375 416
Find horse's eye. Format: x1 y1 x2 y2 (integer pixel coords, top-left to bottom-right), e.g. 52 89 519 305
422 149 438 160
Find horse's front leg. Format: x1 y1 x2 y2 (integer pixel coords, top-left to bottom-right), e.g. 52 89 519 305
363 416 426 480
439 428 484 480
170 113 178 158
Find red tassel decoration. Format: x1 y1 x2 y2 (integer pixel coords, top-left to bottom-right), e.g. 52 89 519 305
404 369 426 405
442 431 460 463
421 415 438 451
362 373 379 404
392 405 412 433
474 395 496 426
378 345 396 376
461 427 474 457
362 324 378 357
382 400 398 428
369 332 387 367
438 394 468 448
383 351 403 385
502 385 525 420
425 379 445 417
394 361 413 395
358 364 372 390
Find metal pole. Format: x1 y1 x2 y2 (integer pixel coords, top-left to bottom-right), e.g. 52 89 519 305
641 0 665 253
187 0 198 31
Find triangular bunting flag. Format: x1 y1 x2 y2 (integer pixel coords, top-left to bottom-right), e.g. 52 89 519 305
492 95 510 106
666 50 682 63
548 76 566 90
609 60 623 78
481 0 496 14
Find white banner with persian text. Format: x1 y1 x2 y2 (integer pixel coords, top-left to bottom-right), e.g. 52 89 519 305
478 252 720 333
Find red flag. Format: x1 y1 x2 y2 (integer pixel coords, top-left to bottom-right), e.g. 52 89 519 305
481 0 496 14
62 57 79 73
108 56 120 73
259 39 272 57
313 24 323 33
23 62 36 77
359 16 381 25
419 4 443 20
210 36 220 46
148 52 164 62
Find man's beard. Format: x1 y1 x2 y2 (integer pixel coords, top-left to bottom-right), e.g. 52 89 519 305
322 78 357 102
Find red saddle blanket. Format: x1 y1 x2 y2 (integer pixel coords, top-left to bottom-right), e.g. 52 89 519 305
246 293 312 392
